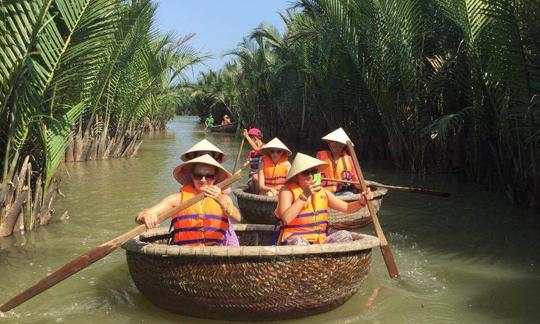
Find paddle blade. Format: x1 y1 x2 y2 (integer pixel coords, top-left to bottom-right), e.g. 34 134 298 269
0 244 116 312
380 244 400 279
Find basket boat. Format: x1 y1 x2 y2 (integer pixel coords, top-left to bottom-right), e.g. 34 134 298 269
232 182 388 230
208 122 237 133
122 224 379 321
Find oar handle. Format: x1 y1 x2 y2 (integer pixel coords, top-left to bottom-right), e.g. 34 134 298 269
0 171 243 313
233 136 245 173
346 140 400 279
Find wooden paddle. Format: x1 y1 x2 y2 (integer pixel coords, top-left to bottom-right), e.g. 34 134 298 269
233 136 245 173
0 171 243 312
321 178 451 197
346 140 400 279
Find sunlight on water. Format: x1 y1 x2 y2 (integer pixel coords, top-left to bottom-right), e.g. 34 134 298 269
1 116 538 323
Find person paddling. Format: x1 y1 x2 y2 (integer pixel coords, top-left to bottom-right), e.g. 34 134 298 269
136 154 241 246
204 113 215 129
316 128 361 195
257 138 292 196
181 139 227 163
221 114 232 125
242 128 265 193
179 139 240 246
275 153 373 245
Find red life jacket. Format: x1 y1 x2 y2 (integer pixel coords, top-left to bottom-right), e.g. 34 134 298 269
170 185 229 246
275 183 329 244
248 150 262 176
316 150 355 192
262 155 289 190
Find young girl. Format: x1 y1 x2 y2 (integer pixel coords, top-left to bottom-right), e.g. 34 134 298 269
257 138 292 196
275 153 372 245
316 128 361 195
242 128 265 193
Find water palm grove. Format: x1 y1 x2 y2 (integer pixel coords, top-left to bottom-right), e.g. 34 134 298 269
0 0 200 236
191 0 539 209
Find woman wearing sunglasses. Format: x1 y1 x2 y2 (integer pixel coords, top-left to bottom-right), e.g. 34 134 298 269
257 138 292 196
316 128 361 195
179 139 240 246
136 154 241 246
275 153 373 245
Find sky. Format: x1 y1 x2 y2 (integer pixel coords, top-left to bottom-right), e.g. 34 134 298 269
153 0 293 80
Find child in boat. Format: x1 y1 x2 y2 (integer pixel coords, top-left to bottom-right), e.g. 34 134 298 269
274 153 373 245
242 128 265 193
180 139 240 246
257 138 292 196
136 154 241 246
316 128 361 196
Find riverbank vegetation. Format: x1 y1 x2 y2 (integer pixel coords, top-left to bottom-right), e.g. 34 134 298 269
0 0 199 236
191 0 539 208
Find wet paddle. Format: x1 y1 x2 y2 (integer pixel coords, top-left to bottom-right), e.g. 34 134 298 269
347 140 400 279
321 178 451 197
233 136 245 173
0 171 243 313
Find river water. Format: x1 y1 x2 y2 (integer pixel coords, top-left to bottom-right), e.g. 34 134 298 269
1 116 539 323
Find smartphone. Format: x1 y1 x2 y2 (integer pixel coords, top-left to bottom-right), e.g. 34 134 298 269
313 173 322 186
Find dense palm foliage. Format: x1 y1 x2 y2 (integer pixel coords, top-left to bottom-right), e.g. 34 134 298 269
192 0 539 208
0 0 199 235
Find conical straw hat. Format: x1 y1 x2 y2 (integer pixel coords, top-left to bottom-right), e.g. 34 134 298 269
286 153 328 182
260 138 292 156
180 139 227 162
321 128 351 145
173 154 231 185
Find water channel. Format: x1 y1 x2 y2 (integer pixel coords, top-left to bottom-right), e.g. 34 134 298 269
1 116 539 323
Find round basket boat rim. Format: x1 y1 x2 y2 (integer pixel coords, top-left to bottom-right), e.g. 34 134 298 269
122 225 380 257
233 181 388 202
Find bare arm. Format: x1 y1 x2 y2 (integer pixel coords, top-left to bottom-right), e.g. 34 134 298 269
219 194 242 222
327 188 373 213
275 188 306 225
242 129 260 150
136 192 181 228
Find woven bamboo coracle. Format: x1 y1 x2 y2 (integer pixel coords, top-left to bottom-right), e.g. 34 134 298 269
122 224 379 321
233 183 388 229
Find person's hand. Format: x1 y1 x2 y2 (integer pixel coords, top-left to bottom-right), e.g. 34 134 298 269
303 181 322 198
359 187 374 203
242 129 249 137
269 188 278 196
203 185 222 201
137 210 159 229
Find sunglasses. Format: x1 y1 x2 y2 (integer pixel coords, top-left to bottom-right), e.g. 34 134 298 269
193 173 216 180
301 169 319 176
269 149 282 154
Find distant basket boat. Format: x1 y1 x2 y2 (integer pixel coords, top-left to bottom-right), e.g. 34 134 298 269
233 181 387 230
122 224 379 321
208 122 237 133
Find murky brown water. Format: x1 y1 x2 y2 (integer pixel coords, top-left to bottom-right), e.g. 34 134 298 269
1 116 539 323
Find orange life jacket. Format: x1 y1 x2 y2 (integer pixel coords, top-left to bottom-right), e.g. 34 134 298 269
316 150 355 192
276 183 329 244
170 185 229 246
262 155 289 190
